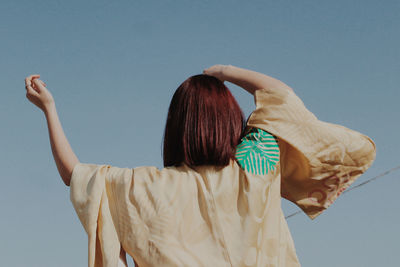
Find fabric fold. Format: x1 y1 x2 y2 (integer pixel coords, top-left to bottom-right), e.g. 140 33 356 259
70 163 121 267
246 87 376 219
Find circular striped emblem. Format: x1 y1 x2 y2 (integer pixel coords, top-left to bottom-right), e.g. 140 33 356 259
235 128 280 175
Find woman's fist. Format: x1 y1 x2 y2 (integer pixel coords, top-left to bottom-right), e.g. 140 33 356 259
25 74 55 112
203 64 230 82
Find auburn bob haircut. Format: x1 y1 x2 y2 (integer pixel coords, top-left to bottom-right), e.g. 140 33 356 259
163 74 245 168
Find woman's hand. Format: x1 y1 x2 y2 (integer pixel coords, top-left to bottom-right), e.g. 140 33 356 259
203 64 230 82
25 74 55 113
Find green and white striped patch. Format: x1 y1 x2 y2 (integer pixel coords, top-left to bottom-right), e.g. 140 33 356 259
235 128 280 175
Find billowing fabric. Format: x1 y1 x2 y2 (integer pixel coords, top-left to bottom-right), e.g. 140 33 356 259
70 87 376 267
246 88 376 219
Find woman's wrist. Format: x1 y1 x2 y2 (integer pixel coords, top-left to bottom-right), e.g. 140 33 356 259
219 65 256 94
221 65 246 84
44 102 57 117
221 64 234 82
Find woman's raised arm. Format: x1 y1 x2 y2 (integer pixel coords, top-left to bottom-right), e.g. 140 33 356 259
203 64 293 95
25 75 79 186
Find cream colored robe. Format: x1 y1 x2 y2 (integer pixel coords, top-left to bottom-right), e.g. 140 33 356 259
70 87 376 267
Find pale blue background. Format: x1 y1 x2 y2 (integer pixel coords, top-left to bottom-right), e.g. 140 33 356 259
1 0 399 266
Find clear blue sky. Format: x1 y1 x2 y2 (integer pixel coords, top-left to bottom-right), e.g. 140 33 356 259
1 0 399 266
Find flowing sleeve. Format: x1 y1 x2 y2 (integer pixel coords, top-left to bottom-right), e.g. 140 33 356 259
246 87 376 219
69 163 131 267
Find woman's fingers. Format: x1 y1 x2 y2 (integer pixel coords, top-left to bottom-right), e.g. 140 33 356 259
25 75 41 92
25 83 35 92
39 80 47 87
26 84 40 98
203 65 226 81
27 87 39 96
25 74 40 85
36 79 46 87
32 79 46 92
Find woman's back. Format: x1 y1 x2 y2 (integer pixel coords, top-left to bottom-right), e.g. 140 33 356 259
70 81 375 267
71 144 300 266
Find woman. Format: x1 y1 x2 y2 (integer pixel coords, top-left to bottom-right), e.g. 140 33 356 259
25 65 376 267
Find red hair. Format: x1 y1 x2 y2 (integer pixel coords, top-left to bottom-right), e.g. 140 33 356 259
163 74 245 168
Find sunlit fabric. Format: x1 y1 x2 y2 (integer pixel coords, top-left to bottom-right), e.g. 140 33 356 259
70 87 376 266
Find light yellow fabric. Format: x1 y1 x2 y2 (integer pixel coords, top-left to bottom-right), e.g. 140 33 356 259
246 88 376 219
70 87 376 267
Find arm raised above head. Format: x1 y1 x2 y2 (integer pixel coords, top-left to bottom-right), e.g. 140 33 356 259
203 64 293 95
25 75 79 186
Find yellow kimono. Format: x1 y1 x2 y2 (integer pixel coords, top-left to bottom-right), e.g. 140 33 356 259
70 87 376 267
